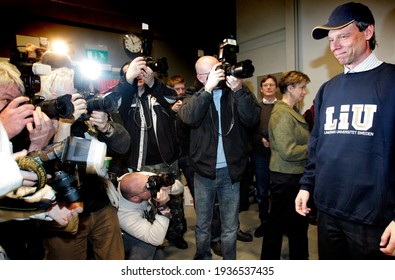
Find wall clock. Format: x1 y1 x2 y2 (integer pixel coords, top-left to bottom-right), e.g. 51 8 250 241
123 34 142 54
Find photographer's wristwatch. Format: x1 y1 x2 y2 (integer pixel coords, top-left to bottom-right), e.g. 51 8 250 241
157 204 172 219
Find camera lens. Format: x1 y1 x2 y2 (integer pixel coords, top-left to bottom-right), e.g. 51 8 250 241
51 170 80 203
38 94 74 119
228 59 255 79
86 94 118 114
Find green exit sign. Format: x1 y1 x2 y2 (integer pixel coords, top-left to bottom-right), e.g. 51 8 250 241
86 49 108 63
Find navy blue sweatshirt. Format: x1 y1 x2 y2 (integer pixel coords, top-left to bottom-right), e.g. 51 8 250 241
300 63 395 226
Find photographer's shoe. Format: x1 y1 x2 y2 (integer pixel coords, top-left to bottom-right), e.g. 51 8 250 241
210 241 222 257
168 237 188 249
237 229 253 242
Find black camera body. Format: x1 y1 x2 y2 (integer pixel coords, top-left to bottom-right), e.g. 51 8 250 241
32 94 75 119
9 47 77 119
78 91 119 121
146 173 176 198
144 56 168 76
140 25 169 77
217 38 255 79
9 46 44 99
27 136 107 204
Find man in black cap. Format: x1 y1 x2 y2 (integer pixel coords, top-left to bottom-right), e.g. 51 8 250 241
295 2 395 259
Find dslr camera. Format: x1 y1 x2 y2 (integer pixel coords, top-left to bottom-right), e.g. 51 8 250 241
31 94 75 119
144 56 168 77
9 47 75 119
217 37 255 79
78 91 119 121
146 172 176 198
26 136 107 204
141 25 169 77
9 46 46 99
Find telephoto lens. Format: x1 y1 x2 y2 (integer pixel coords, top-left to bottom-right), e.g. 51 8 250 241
37 94 75 119
86 94 118 114
50 170 81 204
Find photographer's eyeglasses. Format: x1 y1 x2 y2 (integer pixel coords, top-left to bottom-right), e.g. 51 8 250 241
131 185 150 197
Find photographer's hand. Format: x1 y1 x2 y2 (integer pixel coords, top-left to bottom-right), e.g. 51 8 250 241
126 57 146 84
226 75 242 92
142 65 155 88
262 137 270 148
155 188 171 205
55 94 87 142
27 106 58 152
156 188 172 219
204 63 225 92
48 202 83 226
71 93 87 120
0 96 34 139
89 111 110 132
171 100 183 112
12 150 39 188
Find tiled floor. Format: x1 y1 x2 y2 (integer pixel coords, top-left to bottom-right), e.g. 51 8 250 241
163 200 318 260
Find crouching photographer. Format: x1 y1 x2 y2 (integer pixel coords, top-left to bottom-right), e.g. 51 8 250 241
118 171 184 260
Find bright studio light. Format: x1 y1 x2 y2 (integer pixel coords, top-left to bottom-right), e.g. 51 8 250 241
79 60 101 80
51 40 69 54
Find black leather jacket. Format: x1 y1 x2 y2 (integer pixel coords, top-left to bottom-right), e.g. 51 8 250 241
114 76 179 171
179 85 261 183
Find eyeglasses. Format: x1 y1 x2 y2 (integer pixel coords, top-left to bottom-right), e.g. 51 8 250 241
130 186 150 197
197 72 209 76
262 83 276 88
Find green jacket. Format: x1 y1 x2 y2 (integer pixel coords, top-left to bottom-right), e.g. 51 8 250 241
268 100 309 174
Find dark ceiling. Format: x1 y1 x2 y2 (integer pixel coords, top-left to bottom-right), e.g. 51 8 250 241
3 0 237 56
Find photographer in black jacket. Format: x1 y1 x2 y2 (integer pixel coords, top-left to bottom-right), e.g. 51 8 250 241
179 55 261 259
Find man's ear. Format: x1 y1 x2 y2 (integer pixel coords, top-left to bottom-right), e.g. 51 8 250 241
364 24 374 40
196 74 204 84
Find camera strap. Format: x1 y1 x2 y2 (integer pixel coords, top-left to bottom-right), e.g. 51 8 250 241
0 196 52 211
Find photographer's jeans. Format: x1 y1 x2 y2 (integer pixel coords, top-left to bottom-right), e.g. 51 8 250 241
194 167 240 260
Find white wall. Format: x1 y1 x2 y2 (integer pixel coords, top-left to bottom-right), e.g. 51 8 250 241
237 0 395 112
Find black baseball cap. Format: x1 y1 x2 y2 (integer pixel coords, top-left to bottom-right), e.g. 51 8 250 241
312 2 375 40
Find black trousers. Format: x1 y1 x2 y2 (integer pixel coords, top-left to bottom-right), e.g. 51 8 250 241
317 211 395 260
261 171 309 260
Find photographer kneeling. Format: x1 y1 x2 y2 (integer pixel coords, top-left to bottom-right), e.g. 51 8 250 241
118 171 183 260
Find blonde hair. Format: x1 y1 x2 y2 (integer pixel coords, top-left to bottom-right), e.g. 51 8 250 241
0 61 25 95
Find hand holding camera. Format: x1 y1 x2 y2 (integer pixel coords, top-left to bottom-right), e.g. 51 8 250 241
126 56 146 84
88 110 109 132
0 96 34 139
205 62 225 93
171 100 183 113
27 106 59 152
225 75 243 92
141 64 155 87
154 187 171 205
69 93 87 121
47 201 83 226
